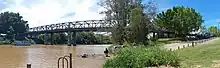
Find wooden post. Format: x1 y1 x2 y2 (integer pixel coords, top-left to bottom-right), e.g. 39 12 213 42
69 53 72 68
192 42 194 47
27 64 31 68
170 48 172 51
183 45 185 48
188 44 189 47
178 46 180 49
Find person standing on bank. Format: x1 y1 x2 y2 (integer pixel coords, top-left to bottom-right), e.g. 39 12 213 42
104 48 109 57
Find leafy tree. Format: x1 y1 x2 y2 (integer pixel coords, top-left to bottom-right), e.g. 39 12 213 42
39 34 44 40
76 32 98 44
129 6 149 44
208 26 218 36
58 33 67 44
37 32 111 44
6 26 15 42
156 6 203 39
200 25 208 33
0 12 28 34
98 0 157 44
98 0 135 44
0 11 29 41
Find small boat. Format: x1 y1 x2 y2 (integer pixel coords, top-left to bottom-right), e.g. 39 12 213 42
15 41 31 46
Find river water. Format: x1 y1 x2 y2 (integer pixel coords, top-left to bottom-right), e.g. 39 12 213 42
0 44 111 68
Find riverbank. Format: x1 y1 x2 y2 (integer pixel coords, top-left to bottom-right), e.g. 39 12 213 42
176 38 220 68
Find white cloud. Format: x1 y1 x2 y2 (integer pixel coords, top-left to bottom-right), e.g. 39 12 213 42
1 0 105 27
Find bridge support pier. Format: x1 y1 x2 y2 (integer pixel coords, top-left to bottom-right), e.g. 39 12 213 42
44 33 49 44
67 31 77 46
67 31 72 46
50 33 54 45
72 32 76 46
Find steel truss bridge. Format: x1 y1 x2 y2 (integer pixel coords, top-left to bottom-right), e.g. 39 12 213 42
28 20 119 34
27 20 120 45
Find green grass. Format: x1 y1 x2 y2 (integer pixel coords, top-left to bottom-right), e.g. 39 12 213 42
176 38 220 68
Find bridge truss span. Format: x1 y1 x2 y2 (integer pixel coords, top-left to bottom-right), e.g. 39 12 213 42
29 20 119 33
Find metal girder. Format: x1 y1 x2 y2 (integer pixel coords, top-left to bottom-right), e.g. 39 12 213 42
29 20 118 33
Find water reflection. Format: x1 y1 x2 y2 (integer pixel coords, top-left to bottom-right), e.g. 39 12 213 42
0 44 110 68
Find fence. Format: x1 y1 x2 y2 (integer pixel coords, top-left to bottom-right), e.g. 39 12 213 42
169 37 216 51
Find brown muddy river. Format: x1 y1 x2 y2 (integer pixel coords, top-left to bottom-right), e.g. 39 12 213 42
0 44 110 68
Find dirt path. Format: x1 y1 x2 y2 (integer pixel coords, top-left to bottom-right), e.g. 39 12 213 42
164 37 218 51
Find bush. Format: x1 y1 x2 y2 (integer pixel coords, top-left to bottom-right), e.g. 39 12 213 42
103 47 146 68
103 46 180 68
107 45 115 54
143 46 180 67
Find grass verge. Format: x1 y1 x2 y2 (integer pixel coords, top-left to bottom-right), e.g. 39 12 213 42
176 38 220 68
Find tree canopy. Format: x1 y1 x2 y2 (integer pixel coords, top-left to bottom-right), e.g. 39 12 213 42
0 11 29 34
155 6 203 37
98 0 142 44
128 6 149 44
208 26 218 36
98 0 157 45
0 11 29 41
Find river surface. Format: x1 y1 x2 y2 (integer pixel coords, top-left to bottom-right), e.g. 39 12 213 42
0 44 111 68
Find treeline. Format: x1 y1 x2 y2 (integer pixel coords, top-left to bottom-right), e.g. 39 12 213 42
38 32 112 44
99 0 204 45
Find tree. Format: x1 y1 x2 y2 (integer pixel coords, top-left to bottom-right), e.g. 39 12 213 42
208 26 218 36
6 26 15 42
156 6 203 39
0 11 29 40
98 0 137 44
98 0 157 44
200 25 208 33
129 6 149 44
58 33 67 44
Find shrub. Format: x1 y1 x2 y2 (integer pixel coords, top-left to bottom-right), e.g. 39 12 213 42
103 46 180 68
107 45 115 54
143 46 180 67
108 42 133 54
103 47 146 68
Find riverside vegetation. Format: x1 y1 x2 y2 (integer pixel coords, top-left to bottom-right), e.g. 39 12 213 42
98 0 204 67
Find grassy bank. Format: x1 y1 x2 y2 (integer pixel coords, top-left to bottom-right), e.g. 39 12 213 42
176 38 220 68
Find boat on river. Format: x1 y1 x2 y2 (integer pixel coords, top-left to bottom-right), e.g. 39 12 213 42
14 41 31 46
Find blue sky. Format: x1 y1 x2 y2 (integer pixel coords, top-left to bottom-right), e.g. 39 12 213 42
155 0 220 28
0 0 218 28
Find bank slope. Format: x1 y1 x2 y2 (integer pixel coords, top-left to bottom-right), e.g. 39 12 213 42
176 38 220 68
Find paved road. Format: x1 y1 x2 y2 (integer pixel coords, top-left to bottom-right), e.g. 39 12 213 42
164 37 218 51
